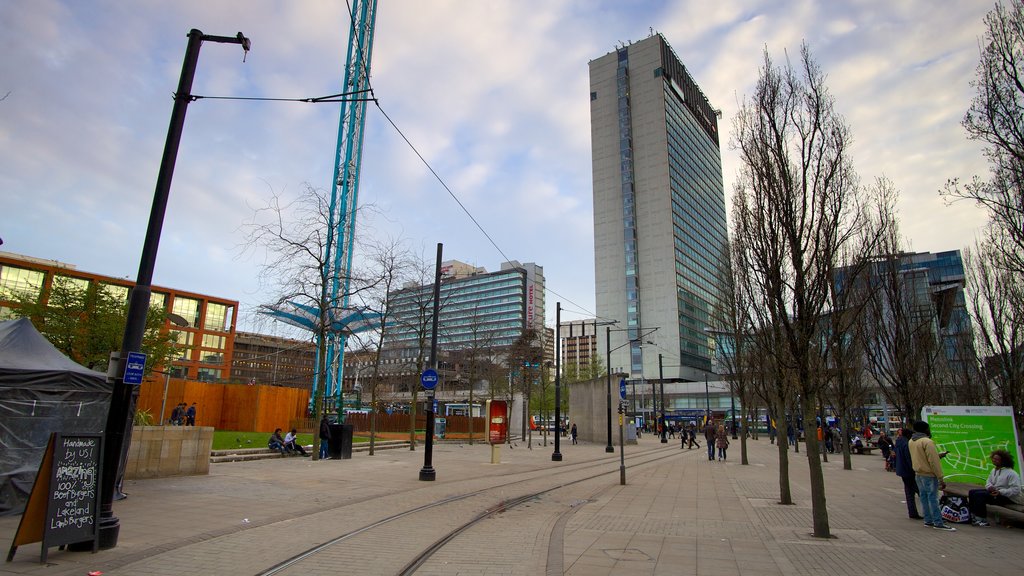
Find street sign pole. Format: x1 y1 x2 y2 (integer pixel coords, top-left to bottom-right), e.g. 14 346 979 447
419 243 443 482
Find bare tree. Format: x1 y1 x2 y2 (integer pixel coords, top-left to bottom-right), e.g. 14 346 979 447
508 328 543 448
860 219 945 423
823 179 896 469
239 184 373 449
964 229 1024 438
732 44 869 538
709 239 756 465
353 236 413 456
945 0 1024 273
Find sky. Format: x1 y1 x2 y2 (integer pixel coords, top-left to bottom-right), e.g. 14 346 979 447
0 1 996 334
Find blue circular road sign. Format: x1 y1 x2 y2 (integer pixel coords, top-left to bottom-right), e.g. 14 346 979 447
619 378 627 400
421 368 439 390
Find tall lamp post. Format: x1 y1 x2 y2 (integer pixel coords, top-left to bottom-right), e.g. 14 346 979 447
158 313 190 425
95 29 249 550
658 354 667 443
704 373 711 423
605 326 615 453
552 303 563 461
605 326 659 452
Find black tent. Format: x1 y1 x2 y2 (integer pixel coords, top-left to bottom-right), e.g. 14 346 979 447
0 317 110 515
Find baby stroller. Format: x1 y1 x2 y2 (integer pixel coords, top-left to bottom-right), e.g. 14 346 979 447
884 452 895 472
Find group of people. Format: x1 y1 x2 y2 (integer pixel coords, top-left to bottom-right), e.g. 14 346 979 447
168 402 196 426
892 420 1022 531
268 428 310 457
699 420 730 461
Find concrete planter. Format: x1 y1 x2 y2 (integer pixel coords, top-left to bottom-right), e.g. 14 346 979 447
125 426 214 479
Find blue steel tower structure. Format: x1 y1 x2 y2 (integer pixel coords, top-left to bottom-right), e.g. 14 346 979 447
321 0 378 408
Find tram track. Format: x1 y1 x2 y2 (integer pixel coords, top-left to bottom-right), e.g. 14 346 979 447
254 442 692 576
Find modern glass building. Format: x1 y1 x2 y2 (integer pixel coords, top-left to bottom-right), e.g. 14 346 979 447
381 260 545 367
589 34 728 381
0 251 238 382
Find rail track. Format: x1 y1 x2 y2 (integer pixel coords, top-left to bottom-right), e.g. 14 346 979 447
252 443 690 575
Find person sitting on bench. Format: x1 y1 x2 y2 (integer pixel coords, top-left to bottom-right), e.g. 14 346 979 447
968 449 1023 526
268 428 287 454
284 428 309 456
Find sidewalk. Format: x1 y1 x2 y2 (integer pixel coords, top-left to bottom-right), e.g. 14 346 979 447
1 435 1021 575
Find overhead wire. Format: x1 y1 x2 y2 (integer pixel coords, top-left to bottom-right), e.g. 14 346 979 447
186 8 601 323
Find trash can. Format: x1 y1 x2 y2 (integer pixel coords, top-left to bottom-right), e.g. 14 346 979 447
434 418 446 439
328 423 354 459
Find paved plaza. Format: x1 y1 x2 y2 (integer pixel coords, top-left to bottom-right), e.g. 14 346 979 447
1 434 1021 575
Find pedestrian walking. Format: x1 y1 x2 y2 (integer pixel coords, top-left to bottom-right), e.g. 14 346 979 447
877 431 895 471
894 427 922 520
319 415 332 459
715 424 730 461
704 419 716 461
570 423 578 445
186 402 197 426
910 421 955 531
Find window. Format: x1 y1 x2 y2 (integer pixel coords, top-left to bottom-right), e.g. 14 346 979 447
171 296 200 327
204 302 232 332
197 367 221 382
53 275 90 294
200 352 224 365
0 265 44 299
101 283 129 302
201 334 225 350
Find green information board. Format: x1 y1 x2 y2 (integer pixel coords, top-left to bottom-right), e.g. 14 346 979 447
923 406 1022 484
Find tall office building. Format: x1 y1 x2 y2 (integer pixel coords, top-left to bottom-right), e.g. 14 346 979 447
381 260 545 368
590 34 729 381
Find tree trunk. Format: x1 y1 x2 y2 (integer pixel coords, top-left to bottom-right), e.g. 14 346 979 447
468 385 474 445
310 329 328 461
369 389 377 456
408 387 418 451
775 398 793 505
841 406 853 470
803 393 831 538
740 416 749 465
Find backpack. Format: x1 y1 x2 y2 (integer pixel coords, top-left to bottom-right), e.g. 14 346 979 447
939 495 971 524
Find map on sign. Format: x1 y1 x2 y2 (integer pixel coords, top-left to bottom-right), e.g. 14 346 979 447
924 405 1022 484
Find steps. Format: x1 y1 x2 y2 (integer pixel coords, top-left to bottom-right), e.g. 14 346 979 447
210 439 411 463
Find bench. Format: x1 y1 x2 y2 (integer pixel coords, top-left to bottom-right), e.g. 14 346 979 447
944 482 1024 526
852 445 876 455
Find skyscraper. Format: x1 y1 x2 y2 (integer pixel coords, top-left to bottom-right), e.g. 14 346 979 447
590 34 728 381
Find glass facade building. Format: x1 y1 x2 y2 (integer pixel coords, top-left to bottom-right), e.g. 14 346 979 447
0 251 237 382
380 260 544 366
590 34 728 381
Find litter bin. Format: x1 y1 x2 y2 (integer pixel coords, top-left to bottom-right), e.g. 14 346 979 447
434 418 446 439
327 423 354 459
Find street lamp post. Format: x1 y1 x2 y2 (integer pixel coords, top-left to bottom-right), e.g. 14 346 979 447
704 373 711 423
94 29 249 550
158 312 189 426
552 303 563 462
659 354 667 443
605 326 614 453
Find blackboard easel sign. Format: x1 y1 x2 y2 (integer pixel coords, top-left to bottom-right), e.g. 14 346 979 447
6 433 103 563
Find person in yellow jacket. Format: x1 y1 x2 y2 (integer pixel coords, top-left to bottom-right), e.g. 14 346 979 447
909 421 956 531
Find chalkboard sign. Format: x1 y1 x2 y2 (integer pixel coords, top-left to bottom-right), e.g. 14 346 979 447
7 433 103 563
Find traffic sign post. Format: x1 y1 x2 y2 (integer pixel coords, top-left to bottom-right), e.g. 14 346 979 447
421 368 438 391
123 352 147 385
619 378 627 401
420 368 438 481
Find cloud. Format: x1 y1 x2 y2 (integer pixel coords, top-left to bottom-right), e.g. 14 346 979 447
0 0 1000 330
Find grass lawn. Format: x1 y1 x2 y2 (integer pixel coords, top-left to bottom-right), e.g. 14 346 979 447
212 430 377 450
